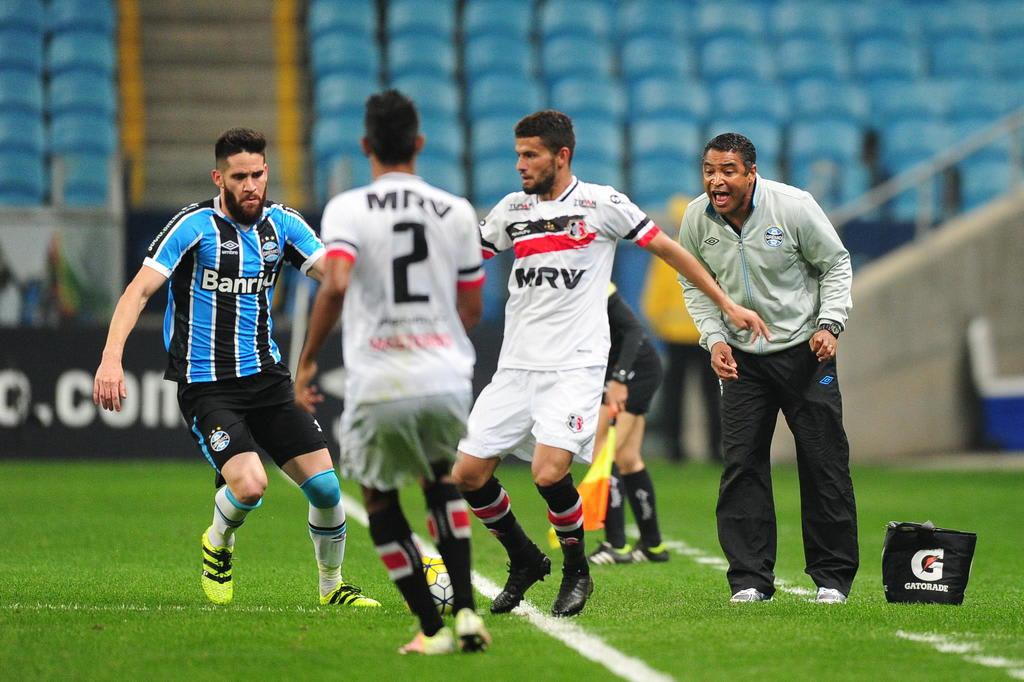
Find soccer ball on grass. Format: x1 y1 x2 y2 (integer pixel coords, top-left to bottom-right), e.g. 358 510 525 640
422 555 454 615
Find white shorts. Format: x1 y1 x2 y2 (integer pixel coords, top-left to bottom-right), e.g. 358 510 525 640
458 366 604 464
339 391 472 492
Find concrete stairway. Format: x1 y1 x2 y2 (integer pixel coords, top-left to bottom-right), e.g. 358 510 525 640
138 0 308 209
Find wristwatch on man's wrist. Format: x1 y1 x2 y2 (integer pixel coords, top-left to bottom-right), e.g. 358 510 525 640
610 368 632 384
817 319 843 337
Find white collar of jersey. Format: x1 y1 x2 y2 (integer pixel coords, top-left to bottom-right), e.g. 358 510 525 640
532 175 579 205
212 195 265 230
376 171 421 181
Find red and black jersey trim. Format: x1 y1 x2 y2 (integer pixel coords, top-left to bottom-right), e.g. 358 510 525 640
624 217 653 241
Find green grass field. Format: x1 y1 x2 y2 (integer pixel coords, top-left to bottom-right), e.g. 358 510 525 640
1 458 1022 681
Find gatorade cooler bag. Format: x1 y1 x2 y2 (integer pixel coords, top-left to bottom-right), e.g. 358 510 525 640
882 521 977 604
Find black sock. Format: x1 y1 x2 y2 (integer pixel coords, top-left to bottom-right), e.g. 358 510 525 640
424 479 474 613
536 474 587 573
623 468 662 547
604 465 627 549
463 476 534 561
368 504 444 636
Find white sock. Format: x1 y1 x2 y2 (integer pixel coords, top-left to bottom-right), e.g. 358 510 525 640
309 502 347 595
209 485 251 548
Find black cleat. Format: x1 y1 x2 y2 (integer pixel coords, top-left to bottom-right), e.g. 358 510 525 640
631 540 670 563
551 568 594 617
490 552 552 614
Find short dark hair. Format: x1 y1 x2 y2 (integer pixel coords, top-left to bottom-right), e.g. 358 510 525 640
365 89 419 165
215 128 266 164
515 109 575 159
703 133 757 172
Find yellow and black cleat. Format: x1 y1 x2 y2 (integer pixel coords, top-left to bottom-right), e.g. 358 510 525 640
201 527 233 605
320 581 381 607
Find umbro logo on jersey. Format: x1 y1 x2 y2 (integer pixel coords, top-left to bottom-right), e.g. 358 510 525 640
221 240 239 254
704 237 720 245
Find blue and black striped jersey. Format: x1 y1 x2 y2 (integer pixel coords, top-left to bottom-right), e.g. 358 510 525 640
144 196 325 383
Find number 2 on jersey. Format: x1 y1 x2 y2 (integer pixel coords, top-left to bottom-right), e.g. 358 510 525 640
392 222 429 303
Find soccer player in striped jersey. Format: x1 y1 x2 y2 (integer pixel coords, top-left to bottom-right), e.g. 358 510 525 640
93 128 379 609
294 91 489 655
452 110 769 618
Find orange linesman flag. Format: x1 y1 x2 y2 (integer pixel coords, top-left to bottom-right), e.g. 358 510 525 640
578 423 616 531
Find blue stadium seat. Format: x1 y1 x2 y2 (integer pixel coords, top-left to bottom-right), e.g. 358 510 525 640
852 38 925 81
463 0 532 39
0 71 43 114
628 77 710 123
775 38 848 83
47 32 116 76
931 38 994 79
571 157 623 189
959 158 1015 211
539 0 611 40
307 0 375 41
0 0 44 34
788 159 847 210
312 113 364 163
48 70 116 117
572 117 624 166
541 36 613 85
472 156 518 207
58 152 110 207
550 77 625 122
310 33 379 80
467 75 542 121
992 37 1024 79
696 2 767 41
789 120 863 164
630 118 703 162
389 35 456 79
869 80 950 127
988 0 1024 40
0 29 43 74
417 112 463 160
699 38 774 81
390 74 459 118
50 113 116 155
705 118 784 168
841 220 915 262
315 73 379 117
416 152 465 196
388 0 455 39
950 117 1011 164
770 1 844 40
916 2 989 41
0 112 44 154
463 35 533 83
840 3 912 42
316 153 372 203
0 150 45 205
881 118 955 174
617 0 690 42
629 158 701 208
470 114 520 162
711 79 790 122
48 0 116 36
620 37 694 84
789 79 870 124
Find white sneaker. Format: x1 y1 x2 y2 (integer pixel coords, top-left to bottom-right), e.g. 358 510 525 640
730 588 773 603
454 608 491 652
815 587 847 604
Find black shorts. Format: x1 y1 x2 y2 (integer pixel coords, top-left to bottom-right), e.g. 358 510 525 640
177 364 327 472
605 342 663 416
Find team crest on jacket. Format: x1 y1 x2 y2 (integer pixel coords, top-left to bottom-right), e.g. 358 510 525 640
566 413 584 433
567 218 591 241
764 226 784 247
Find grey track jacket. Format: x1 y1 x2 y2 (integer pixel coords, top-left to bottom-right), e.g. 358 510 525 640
678 176 852 355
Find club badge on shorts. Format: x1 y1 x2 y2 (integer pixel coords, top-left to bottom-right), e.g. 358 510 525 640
566 413 584 433
209 429 230 452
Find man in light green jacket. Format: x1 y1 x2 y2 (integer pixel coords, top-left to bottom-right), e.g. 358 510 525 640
678 132 858 605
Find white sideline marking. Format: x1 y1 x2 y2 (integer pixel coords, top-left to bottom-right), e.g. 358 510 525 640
896 631 1024 679
3 602 324 615
346 500 674 682
658 538 815 599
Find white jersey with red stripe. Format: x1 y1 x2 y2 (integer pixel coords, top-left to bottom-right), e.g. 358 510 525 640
320 172 483 403
480 176 660 371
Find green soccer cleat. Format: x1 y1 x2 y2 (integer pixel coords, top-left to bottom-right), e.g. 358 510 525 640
631 540 670 563
320 581 381 607
201 527 233 605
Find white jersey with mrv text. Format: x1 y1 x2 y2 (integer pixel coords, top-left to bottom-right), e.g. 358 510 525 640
321 172 484 403
481 176 660 370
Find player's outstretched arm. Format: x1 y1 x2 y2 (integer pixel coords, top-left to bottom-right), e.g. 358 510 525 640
456 286 483 332
93 266 168 412
642 231 771 342
295 256 350 412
